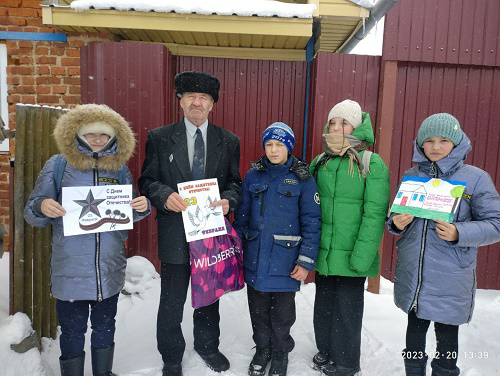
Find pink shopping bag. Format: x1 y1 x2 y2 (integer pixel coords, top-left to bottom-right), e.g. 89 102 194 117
189 218 244 308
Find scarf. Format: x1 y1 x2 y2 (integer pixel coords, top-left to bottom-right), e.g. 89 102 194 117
321 133 366 177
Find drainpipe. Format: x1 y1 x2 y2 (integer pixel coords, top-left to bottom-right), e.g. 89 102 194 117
301 36 314 162
337 0 399 54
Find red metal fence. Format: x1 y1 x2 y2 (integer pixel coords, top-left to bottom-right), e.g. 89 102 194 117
80 33 500 290
81 43 308 270
81 42 176 270
306 52 381 161
383 0 500 67
177 57 307 171
380 0 500 289
380 61 500 289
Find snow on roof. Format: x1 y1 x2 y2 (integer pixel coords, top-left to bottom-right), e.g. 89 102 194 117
70 0 316 18
347 0 377 9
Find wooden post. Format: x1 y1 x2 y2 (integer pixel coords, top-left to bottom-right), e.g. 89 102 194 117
13 105 27 314
9 158 15 316
23 106 36 318
49 107 62 339
366 60 398 294
32 106 43 338
40 107 51 339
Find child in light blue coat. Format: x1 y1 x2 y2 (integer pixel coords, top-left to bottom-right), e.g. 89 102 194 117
387 113 500 376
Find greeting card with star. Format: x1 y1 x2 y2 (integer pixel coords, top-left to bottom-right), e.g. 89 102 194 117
61 185 133 236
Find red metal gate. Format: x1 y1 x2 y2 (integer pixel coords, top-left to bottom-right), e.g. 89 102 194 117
81 42 176 270
81 42 308 270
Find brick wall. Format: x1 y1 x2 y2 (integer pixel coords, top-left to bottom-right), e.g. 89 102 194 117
1 0 119 252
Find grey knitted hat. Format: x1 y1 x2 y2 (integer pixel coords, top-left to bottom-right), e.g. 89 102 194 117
417 113 463 147
327 99 362 128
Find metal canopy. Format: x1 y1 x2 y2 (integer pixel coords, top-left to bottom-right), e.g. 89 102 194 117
42 0 371 60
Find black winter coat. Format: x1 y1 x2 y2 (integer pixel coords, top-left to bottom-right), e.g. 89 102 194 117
139 119 242 264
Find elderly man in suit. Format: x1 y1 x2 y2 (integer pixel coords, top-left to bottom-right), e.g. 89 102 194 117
139 71 242 376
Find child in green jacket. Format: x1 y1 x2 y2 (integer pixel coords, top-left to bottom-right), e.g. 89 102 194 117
310 99 390 376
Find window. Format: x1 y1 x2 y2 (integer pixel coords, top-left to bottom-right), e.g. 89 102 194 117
420 194 425 202
397 192 402 198
413 194 418 200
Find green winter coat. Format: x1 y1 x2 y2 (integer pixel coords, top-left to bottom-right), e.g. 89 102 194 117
309 113 390 278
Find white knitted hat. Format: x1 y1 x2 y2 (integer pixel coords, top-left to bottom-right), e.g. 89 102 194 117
77 121 116 139
327 99 362 128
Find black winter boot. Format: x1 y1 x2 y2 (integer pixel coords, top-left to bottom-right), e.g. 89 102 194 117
91 344 116 376
268 352 288 376
321 362 360 376
249 347 271 376
197 350 230 372
60 353 85 376
404 356 428 376
430 359 460 376
311 352 330 370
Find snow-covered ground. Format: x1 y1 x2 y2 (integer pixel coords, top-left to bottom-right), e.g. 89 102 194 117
1 255 500 376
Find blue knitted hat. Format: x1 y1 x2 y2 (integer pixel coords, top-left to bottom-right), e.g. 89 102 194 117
417 113 463 147
262 122 295 153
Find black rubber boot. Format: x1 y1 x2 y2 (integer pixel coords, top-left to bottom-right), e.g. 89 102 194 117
404 355 428 375
60 353 85 376
268 352 288 376
430 359 460 376
249 347 271 376
91 344 116 376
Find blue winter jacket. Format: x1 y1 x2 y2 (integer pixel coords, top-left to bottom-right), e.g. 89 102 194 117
24 104 151 302
234 155 321 292
387 134 500 325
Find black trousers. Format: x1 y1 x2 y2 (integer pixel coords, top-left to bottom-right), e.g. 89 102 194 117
157 262 220 365
247 285 296 353
313 274 366 369
56 293 118 360
406 310 459 370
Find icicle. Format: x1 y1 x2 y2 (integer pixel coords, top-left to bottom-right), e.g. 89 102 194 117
362 12 366 34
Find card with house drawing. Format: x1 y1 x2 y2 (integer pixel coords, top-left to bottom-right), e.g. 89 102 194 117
177 178 227 242
390 176 467 222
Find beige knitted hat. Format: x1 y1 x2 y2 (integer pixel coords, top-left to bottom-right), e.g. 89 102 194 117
327 99 362 128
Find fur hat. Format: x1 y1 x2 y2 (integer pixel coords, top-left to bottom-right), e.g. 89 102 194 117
417 113 463 147
175 71 220 102
327 99 362 128
54 104 136 171
262 122 295 153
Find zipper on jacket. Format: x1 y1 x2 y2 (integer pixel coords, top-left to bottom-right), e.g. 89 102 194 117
410 162 438 312
410 219 428 312
93 162 103 302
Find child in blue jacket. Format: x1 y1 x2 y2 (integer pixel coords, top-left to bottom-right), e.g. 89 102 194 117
234 122 321 376
387 113 500 376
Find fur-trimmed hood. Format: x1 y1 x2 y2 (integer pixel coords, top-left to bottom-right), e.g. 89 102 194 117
53 104 136 171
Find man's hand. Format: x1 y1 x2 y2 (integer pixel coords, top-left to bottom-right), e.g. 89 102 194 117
435 220 458 242
130 196 148 212
290 265 308 281
393 213 414 230
210 199 230 215
41 198 66 218
166 192 187 212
